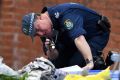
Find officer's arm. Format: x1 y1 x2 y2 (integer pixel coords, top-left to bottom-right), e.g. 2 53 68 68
74 35 94 70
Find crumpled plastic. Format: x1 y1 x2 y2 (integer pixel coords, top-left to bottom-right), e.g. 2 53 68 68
18 57 56 80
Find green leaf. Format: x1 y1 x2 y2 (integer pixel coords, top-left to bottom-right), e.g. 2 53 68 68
19 72 28 80
0 74 19 80
0 72 28 80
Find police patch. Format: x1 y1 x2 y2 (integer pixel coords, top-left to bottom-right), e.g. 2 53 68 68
64 19 73 30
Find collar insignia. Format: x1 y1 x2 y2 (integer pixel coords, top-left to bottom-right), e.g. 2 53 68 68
54 12 59 19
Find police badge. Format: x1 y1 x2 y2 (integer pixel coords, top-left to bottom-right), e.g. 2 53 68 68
64 19 73 30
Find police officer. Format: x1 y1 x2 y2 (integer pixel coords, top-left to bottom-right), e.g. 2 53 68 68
22 3 111 70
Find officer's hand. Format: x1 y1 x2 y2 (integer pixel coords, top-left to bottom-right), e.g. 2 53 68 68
45 39 59 60
44 38 51 50
82 61 94 70
45 38 56 50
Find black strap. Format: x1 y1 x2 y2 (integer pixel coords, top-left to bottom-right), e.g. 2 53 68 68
40 37 48 55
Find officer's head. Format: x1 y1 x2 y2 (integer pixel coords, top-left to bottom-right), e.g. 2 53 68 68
22 12 53 42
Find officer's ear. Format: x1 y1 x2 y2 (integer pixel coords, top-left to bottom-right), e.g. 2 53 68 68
35 13 41 19
36 13 41 16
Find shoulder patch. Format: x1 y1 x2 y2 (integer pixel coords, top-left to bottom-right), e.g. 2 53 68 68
64 19 73 30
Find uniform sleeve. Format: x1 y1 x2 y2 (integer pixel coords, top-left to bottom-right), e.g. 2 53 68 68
61 10 86 40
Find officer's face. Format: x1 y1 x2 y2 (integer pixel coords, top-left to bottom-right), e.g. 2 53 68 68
34 15 53 37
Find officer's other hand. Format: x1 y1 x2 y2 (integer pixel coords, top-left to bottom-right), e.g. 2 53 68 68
46 49 59 60
82 61 94 70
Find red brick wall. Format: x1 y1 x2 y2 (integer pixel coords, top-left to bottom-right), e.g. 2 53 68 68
0 0 120 69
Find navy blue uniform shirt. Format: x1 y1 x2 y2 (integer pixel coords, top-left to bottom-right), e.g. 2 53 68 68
40 3 110 68
41 2 102 50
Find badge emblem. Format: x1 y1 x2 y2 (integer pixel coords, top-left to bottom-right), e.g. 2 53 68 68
64 19 73 30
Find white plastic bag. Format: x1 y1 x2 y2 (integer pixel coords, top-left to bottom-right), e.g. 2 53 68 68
0 56 18 76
